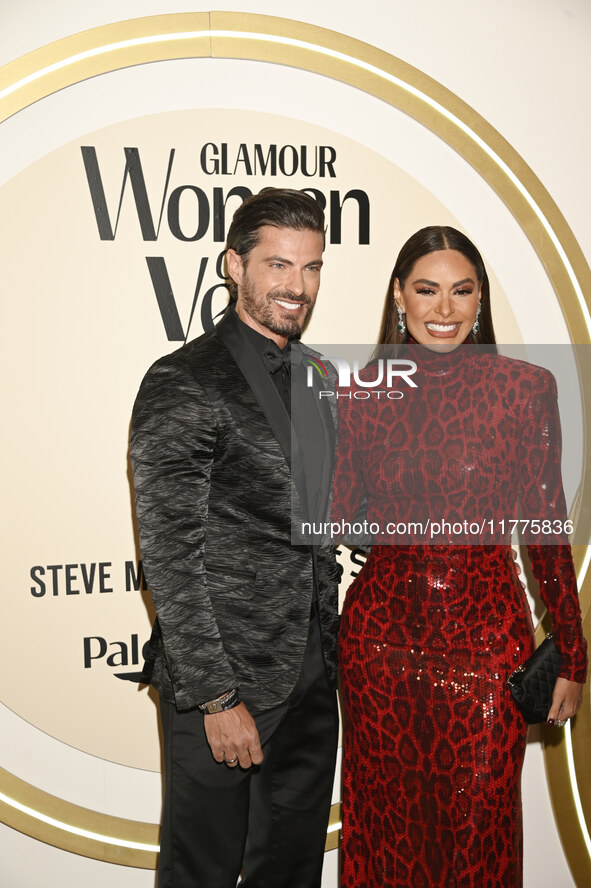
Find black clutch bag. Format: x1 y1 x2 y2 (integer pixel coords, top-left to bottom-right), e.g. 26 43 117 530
508 634 562 724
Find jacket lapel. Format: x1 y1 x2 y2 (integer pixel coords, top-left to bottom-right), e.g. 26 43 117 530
216 308 314 523
215 307 293 462
215 308 337 525
300 344 337 522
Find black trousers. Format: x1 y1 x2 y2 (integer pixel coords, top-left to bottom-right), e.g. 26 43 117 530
158 613 339 888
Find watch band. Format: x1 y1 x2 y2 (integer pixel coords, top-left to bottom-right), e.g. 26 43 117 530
198 688 241 714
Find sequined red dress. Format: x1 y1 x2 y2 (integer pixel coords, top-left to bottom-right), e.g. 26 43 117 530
332 346 587 888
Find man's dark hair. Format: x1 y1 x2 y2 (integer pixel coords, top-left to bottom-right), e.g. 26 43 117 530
226 188 325 299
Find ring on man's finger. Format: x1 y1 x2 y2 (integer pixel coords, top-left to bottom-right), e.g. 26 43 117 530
225 756 238 764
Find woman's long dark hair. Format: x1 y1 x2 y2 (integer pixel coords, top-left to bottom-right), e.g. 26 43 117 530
377 226 497 346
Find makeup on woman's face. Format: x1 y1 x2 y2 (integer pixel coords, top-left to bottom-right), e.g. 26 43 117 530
394 250 481 351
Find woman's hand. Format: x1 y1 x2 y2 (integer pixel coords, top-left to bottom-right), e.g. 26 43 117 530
547 677 584 727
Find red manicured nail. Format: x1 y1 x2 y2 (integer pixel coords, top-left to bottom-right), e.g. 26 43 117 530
547 719 555 727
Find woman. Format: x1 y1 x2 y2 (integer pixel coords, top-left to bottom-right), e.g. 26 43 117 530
333 226 587 887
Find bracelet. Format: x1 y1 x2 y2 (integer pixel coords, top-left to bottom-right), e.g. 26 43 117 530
198 688 241 714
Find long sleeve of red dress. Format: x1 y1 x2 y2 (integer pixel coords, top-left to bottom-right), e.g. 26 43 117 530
517 368 587 680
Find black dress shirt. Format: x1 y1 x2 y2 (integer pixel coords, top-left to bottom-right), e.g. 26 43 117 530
231 306 328 525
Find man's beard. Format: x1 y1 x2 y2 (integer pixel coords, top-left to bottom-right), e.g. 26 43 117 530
240 280 314 340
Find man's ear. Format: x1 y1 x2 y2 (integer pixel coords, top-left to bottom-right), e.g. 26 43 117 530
226 249 244 288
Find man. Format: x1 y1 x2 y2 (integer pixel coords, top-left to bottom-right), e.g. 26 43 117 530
130 188 340 888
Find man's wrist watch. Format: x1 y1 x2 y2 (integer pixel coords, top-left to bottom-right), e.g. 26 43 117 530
198 688 241 714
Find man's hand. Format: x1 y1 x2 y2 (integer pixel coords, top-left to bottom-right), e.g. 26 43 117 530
203 702 263 768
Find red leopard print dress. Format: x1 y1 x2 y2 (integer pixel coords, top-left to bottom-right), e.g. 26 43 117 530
332 345 587 887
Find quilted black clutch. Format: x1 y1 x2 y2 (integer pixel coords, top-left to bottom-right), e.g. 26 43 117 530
508 634 562 724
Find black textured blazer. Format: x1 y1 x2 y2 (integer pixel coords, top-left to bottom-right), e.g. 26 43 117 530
130 307 340 713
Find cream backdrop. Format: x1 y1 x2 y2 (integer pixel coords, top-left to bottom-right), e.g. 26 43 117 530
1 2 590 887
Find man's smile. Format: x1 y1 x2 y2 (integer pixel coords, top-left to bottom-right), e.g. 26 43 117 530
274 298 304 311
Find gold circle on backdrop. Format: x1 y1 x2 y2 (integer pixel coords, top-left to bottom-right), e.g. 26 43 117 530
0 11 590 878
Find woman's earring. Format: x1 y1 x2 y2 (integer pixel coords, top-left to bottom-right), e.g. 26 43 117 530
472 303 481 335
396 303 406 335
